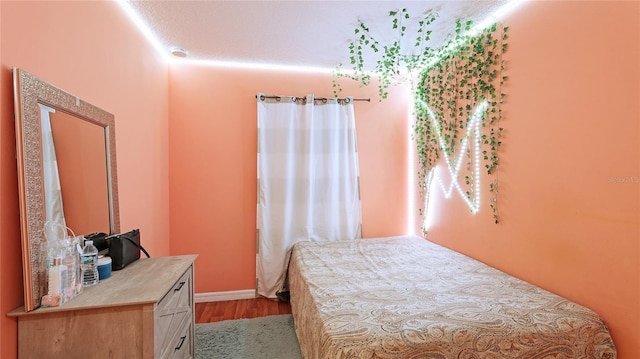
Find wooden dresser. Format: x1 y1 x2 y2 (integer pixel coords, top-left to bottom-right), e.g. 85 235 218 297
9 255 197 358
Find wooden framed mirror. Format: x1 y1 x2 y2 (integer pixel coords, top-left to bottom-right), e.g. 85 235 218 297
13 68 120 311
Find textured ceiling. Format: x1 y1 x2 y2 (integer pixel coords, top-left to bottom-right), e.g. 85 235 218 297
128 0 511 69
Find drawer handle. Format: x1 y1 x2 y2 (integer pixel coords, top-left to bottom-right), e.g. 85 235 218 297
174 281 185 292
174 335 186 351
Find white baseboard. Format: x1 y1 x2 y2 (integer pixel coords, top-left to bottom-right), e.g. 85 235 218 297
195 289 256 303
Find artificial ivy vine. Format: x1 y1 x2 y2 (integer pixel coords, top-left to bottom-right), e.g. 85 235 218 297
415 21 508 226
333 9 508 229
333 9 439 99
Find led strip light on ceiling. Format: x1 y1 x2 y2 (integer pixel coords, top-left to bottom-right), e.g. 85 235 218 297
117 0 526 72
115 0 169 62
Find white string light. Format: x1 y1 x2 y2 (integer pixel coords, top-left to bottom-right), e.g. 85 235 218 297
420 101 488 226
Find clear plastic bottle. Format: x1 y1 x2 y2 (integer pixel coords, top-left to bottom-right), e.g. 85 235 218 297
81 240 99 287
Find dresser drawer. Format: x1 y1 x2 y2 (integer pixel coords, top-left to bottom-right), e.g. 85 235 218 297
168 320 193 359
157 308 192 358
158 268 192 313
155 266 194 358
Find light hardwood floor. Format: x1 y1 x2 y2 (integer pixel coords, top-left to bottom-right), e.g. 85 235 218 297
195 297 292 323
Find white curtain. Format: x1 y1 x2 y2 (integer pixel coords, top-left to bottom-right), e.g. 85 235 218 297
39 103 67 241
256 93 362 298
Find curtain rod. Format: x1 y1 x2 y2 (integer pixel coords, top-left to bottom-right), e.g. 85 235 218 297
256 94 370 103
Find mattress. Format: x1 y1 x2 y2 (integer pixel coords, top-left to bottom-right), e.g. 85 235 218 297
288 235 616 358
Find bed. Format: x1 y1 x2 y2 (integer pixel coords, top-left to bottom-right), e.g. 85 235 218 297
288 235 616 358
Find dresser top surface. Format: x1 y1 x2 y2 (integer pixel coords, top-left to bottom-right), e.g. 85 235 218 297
9 254 197 316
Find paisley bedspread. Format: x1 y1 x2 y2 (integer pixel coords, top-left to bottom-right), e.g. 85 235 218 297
288 235 616 358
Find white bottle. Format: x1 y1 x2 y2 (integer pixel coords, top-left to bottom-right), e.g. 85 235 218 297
81 240 99 287
47 257 68 296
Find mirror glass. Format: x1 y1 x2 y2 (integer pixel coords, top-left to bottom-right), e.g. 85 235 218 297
49 110 110 234
13 68 120 311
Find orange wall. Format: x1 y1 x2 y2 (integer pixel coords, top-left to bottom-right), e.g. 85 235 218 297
2 0 637 357
0 2 169 357
168 63 410 293
423 1 639 357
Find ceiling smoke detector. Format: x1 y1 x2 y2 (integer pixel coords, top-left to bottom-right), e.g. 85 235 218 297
170 47 188 58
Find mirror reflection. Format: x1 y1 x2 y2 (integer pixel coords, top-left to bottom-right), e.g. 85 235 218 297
49 110 110 235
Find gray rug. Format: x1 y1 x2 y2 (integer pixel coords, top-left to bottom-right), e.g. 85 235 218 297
195 314 303 359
